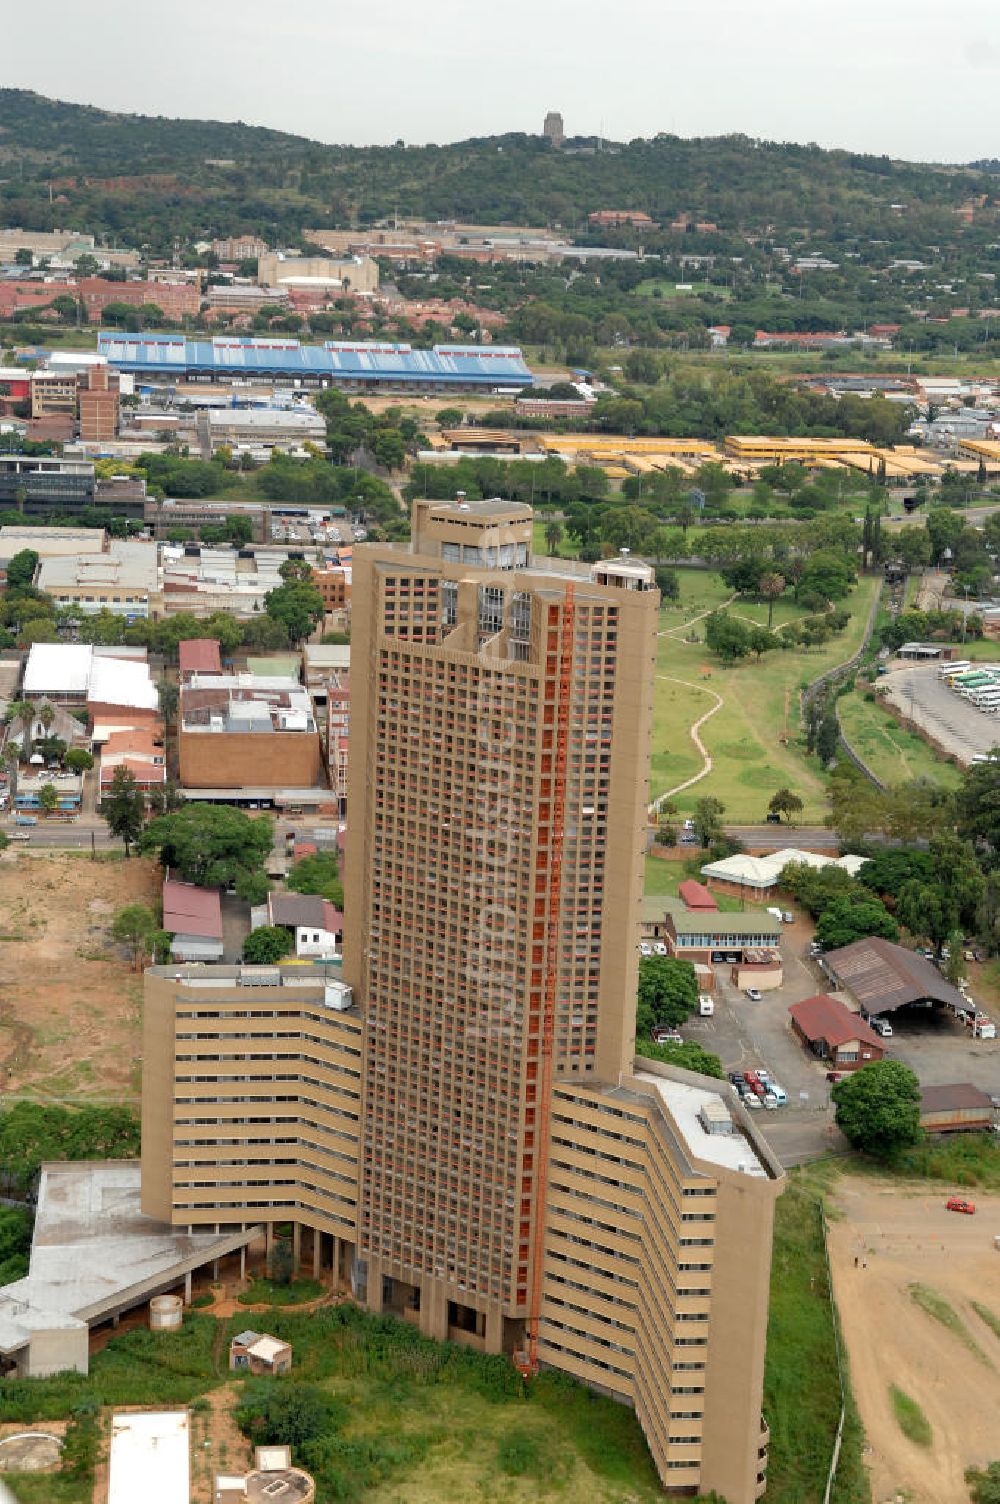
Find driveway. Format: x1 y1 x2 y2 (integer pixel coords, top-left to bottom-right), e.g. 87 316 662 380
678 911 1000 1166
220 892 251 962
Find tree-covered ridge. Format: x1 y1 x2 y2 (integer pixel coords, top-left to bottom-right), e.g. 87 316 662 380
0 89 996 249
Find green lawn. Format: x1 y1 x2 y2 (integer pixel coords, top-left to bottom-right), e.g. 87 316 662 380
644 854 743 910
837 690 962 790
652 572 881 822
632 280 730 301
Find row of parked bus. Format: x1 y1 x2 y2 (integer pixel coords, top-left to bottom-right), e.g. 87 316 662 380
937 660 1000 712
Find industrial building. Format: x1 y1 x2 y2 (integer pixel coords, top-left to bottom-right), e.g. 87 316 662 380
257 251 378 294
160 545 286 617
178 673 322 788
96 332 534 391
141 503 781 1502
196 404 327 456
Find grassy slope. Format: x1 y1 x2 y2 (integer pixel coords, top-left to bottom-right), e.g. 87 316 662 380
764 1173 870 1504
653 572 881 822
644 853 743 910
837 689 962 789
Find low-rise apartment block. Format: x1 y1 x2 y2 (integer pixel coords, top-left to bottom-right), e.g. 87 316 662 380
37 539 159 618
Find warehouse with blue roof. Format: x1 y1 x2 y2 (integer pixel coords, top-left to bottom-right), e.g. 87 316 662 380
96 333 534 392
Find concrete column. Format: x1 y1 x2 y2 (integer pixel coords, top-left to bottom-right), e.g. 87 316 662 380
485 1305 503 1355
112 1313 120 1329
419 1277 448 1342
212 1259 219 1281
240 1244 246 1281
184 1270 192 1304
265 1223 274 1256
332 1236 341 1287
312 1230 322 1279
366 1255 384 1314
292 1222 302 1273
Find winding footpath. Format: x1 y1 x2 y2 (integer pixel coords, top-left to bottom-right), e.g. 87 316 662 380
649 595 734 813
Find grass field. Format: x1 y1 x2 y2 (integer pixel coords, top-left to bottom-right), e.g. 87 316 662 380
652 570 881 822
632 280 730 301
837 689 962 789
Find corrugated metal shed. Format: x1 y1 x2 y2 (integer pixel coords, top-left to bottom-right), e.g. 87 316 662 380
97 333 533 388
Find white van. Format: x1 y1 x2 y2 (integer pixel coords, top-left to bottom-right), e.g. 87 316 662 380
766 906 783 923
768 1084 788 1105
698 994 714 1016
871 1017 893 1038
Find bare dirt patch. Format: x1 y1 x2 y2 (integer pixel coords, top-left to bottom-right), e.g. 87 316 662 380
0 851 160 1103
828 1175 1000 1504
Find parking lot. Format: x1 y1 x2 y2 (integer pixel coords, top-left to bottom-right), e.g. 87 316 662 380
678 913 1000 1166
882 662 1000 765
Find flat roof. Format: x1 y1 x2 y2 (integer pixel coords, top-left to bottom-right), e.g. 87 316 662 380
109 1411 189 1504
0 1163 254 1356
635 1071 770 1177
23 642 93 696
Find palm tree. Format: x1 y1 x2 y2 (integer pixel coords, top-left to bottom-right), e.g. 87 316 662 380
5 699 34 751
37 701 55 735
544 520 564 556
758 572 786 630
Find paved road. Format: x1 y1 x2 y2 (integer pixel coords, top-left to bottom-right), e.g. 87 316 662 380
726 825 840 851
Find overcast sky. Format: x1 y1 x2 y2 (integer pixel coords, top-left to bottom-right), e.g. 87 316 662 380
2 0 999 162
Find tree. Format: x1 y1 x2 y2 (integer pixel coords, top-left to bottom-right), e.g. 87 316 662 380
235 869 270 906
243 926 294 964
5 549 38 590
705 611 752 661
111 903 159 970
943 927 966 986
758 572 786 628
895 880 955 950
147 780 184 816
435 408 464 428
768 788 803 824
636 956 698 1035
157 678 179 728
956 751 1000 852
38 782 58 815
815 897 899 950
265 580 325 644
103 767 146 856
64 748 94 773
544 520 564 555
966 1460 1000 1504
235 1380 339 1451
636 1039 724 1077
831 1061 922 1158
692 797 726 849
654 566 680 601
140 803 273 888
287 851 343 909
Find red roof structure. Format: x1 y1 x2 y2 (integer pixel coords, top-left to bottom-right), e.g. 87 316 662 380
178 638 223 678
677 879 718 911
162 879 223 939
788 994 883 1050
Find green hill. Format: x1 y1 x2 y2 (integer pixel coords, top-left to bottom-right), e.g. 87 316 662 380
0 89 996 252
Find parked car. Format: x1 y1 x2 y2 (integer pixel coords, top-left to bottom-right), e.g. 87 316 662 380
745 987 763 1002
826 1070 845 1083
679 834 699 846
781 911 795 924
651 1025 683 1045
728 1072 745 1087
762 1092 779 1110
639 942 653 957
755 1068 772 1085
946 1197 976 1215
871 1018 893 1038
768 1084 788 1106
765 811 781 824
742 1090 762 1110
808 941 823 957
653 941 668 956
698 993 714 1016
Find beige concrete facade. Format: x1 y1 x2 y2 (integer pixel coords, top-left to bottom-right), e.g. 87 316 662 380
139 505 782 1502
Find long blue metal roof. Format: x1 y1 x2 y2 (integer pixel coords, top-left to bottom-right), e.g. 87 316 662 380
96 333 533 387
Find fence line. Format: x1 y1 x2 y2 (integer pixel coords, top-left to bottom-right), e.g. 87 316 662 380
802 578 887 790
820 1202 850 1504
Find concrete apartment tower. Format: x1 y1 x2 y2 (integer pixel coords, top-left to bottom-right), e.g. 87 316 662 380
142 500 781 1502
543 111 565 148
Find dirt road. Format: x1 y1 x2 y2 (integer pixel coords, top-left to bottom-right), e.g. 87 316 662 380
828 1176 1000 1504
0 850 160 1102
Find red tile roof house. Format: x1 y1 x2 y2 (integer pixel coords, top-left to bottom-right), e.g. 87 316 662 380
162 878 224 962
99 726 167 798
178 638 223 681
788 993 885 1071
677 879 718 911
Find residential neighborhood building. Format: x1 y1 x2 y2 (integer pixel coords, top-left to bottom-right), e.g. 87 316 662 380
99 726 167 799
258 891 343 958
178 637 223 680
229 1330 292 1375
162 880 224 963
700 847 868 903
